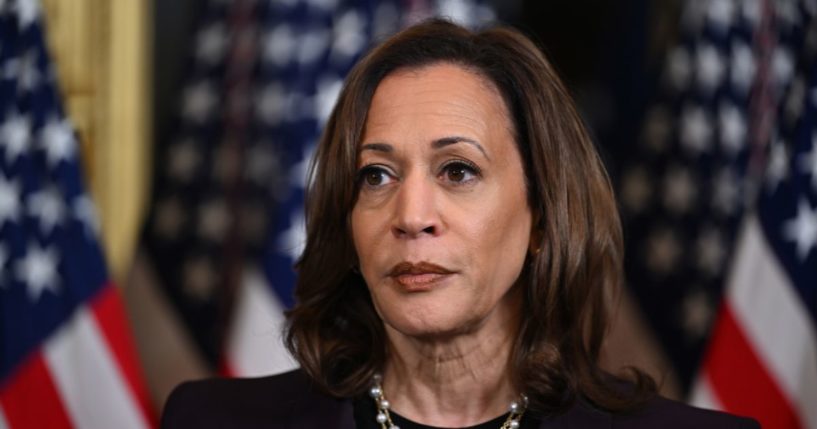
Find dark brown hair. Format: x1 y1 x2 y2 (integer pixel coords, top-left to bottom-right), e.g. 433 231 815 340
286 18 655 415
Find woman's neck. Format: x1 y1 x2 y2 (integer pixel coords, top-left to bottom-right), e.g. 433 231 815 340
380 298 521 427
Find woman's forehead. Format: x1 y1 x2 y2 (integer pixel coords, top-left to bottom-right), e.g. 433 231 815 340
359 63 512 149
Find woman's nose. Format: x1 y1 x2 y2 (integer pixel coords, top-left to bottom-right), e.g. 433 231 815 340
391 175 440 238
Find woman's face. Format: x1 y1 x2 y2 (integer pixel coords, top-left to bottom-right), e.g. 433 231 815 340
351 63 533 338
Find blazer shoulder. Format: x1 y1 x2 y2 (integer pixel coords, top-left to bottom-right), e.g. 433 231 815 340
613 395 759 429
161 369 353 429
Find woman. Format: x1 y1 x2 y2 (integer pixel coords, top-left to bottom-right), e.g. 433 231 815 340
162 19 758 429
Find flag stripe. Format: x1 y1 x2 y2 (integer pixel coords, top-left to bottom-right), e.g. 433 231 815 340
90 285 156 425
43 299 151 429
0 404 9 429
688 375 720 411
223 268 297 377
703 304 802 429
0 353 73 429
728 215 817 428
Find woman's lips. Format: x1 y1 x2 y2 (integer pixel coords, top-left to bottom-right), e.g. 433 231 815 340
387 261 454 291
393 273 450 289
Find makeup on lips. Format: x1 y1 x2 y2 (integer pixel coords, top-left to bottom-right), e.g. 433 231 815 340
387 261 454 291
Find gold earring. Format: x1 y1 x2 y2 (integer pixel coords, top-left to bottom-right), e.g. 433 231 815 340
529 229 543 255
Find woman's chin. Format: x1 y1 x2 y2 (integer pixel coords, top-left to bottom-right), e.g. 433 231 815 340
382 308 482 341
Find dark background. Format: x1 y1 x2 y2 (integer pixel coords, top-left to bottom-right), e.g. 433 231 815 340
153 0 681 186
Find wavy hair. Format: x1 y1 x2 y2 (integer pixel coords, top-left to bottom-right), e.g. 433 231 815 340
285 18 654 415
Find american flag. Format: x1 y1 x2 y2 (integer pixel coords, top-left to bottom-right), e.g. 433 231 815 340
142 0 494 377
618 0 814 393
0 0 153 427
691 2 817 427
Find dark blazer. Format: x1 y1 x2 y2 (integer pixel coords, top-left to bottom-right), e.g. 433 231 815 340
161 369 759 429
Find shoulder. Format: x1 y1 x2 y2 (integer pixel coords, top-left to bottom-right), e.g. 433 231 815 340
161 369 354 429
610 395 759 429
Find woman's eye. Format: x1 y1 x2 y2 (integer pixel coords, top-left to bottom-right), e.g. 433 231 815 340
358 166 395 187
441 161 479 184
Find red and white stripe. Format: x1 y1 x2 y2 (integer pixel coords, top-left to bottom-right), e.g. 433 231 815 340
0 286 154 429
691 215 817 429
222 267 298 378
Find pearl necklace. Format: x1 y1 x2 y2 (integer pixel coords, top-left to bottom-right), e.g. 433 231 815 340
369 375 528 429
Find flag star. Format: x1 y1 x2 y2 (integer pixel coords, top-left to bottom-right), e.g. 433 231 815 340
740 0 760 27
263 24 296 67
730 42 755 95
314 76 343 124
72 195 100 238
213 143 240 184
182 81 218 123
784 77 807 124
277 211 306 263
663 166 696 215
620 167 652 214
167 139 201 182
196 23 228 64
245 143 278 185
775 0 799 30
706 0 735 33
2 58 19 80
1 111 31 161
712 168 741 216
718 102 746 156
680 105 713 154
773 48 795 89
197 198 231 242
681 289 714 341
696 44 726 93
645 227 681 276
332 10 367 62
13 50 41 92
799 135 817 190
0 175 21 226
14 0 39 28
27 186 65 233
183 256 217 301
297 28 330 65
766 140 789 192
15 242 60 302
782 198 817 260
154 197 185 240
667 47 692 91
40 117 76 166
240 202 268 245
695 227 726 276
255 83 287 125
642 106 672 152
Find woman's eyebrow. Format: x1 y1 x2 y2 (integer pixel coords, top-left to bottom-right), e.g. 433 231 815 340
359 142 393 153
432 136 489 160
359 137 489 159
